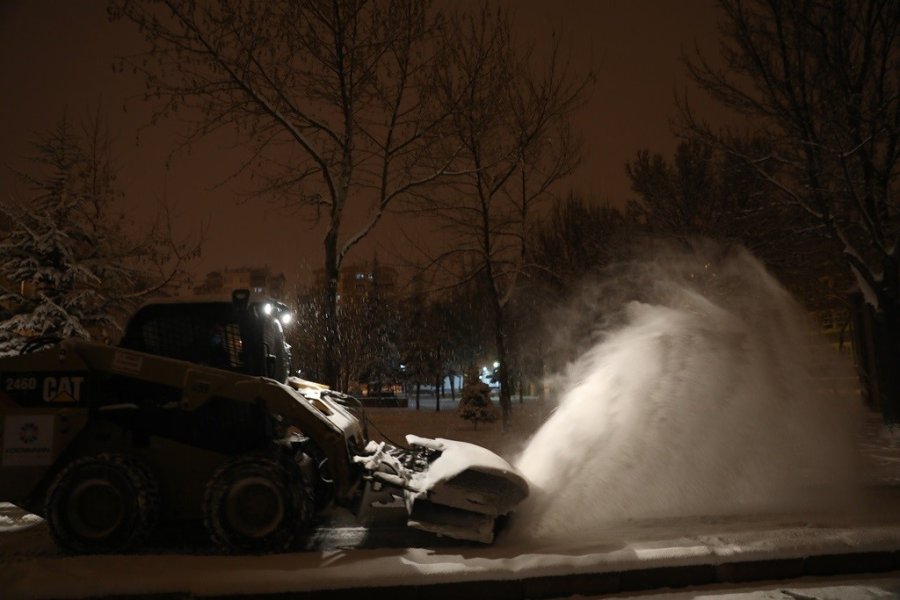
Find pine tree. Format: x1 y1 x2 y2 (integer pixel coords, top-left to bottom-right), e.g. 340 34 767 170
0 114 173 356
457 368 498 430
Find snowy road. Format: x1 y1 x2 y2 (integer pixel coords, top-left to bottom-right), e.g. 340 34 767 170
0 412 900 600
4 414 900 599
0 501 464 559
5 487 900 599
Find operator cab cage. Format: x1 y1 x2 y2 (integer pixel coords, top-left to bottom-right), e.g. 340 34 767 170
119 289 293 383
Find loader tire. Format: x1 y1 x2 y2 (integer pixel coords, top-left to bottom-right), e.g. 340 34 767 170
45 454 160 554
203 455 314 553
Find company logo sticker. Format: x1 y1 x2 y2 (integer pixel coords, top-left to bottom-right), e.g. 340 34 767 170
41 376 83 403
3 415 54 466
19 423 38 444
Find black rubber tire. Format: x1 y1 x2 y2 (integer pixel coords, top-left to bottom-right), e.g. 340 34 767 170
44 454 160 554
203 455 314 554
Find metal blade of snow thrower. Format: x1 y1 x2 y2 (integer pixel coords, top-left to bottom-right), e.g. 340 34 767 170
402 436 529 543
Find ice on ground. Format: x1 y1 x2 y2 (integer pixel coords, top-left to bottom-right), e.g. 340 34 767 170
513 245 863 542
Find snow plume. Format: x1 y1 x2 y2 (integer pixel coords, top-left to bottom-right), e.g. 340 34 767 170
512 243 862 542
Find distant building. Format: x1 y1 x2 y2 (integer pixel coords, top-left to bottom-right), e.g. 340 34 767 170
193 266 287 299
312 259 399 300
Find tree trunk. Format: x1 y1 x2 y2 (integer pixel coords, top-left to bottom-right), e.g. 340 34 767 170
538 356 546 402
323 229 340 389
875 302 900 424
493 319 512 431
450 373 456 402
851 259 900 424
881 258 900 423
483 232 513 430
415 382 421 410
435 375 441 412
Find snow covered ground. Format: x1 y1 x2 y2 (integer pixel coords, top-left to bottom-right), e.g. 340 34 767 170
608 575 900 599
3 413 900 600
3 501 900 599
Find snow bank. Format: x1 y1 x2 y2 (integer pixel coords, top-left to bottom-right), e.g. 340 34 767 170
513 245 863 542
0 507 42 533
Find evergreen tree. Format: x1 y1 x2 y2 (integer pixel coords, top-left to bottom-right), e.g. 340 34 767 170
457 368 498 430
0 114 185 355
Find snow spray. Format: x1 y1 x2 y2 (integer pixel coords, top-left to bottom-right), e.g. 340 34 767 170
512 244 862 541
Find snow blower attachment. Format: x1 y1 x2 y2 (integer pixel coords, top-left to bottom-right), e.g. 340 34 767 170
357 437 529 543
0 290 528 553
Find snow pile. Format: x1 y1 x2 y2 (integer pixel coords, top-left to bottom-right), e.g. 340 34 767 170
513 245 862 541
0 505 43 533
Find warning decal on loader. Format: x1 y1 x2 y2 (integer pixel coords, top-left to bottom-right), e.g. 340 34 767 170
111 351 143 376
2 415 54 466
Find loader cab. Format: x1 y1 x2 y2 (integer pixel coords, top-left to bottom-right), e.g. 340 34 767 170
119 290 293 382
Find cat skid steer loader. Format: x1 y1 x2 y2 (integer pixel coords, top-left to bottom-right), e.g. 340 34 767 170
0 290 527 553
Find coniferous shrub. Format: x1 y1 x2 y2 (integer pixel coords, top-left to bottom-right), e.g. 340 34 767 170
457 368 497 430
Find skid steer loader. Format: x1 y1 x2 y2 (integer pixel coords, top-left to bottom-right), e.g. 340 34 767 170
0 290 527 554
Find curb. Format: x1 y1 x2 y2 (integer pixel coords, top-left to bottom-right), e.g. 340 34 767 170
96 550 900 600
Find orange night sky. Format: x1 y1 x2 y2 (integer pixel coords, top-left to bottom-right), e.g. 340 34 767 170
0 0 733 288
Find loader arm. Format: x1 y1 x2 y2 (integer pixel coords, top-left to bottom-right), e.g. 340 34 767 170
69 340 367 504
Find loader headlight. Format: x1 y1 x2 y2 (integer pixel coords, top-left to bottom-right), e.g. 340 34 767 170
263 303 274 316
279 313 292 325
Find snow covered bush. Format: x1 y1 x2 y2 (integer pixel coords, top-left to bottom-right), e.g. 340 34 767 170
0 114 191 356
457 369 498 430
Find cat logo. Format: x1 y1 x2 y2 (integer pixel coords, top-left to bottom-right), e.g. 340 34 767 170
42 377 84 403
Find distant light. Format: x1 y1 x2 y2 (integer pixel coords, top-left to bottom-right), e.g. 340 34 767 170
280 313 293 325
493 361 500 369
263 303 273 315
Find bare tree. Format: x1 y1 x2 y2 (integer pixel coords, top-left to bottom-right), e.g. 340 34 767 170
419 4 591 429
110 0 454 388
523 194 628 381
682 0 900 418
530 193 627 295
626 138 844 310
290 275 400 393
627 139 730 239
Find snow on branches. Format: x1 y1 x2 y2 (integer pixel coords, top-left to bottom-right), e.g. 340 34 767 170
0 114 186 356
